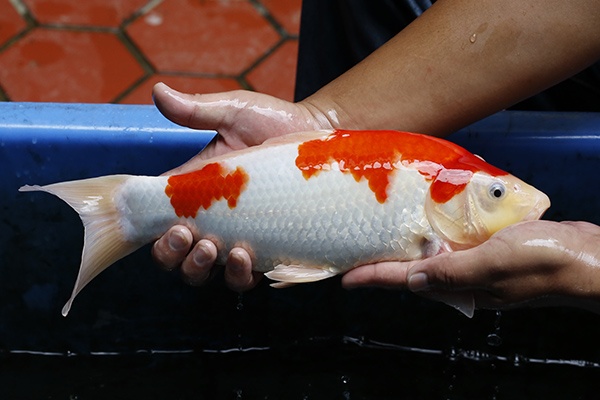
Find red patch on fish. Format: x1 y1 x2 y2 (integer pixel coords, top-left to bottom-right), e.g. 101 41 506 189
296 130 507 204
165 163 249 218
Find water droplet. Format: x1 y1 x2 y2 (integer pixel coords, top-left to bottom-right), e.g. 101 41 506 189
447 347 459 361
236 333 244 351
341 375 351 399
145 13 163 26
486 333 503 347
512 354 522 367
491 385 500 400
494 310 502 326
470 33 477 43
236 293 244 311
455 329 463 345
487 310 503 346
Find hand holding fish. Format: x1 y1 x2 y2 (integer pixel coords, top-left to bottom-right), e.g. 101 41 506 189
343 220 600 312
148 0 600 296
151 83 335 290
152 82 333 169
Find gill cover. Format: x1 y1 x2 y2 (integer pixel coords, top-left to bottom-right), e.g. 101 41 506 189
425 171 550 250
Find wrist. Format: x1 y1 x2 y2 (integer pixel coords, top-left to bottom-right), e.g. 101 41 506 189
297 95 354 131
555 222 600 309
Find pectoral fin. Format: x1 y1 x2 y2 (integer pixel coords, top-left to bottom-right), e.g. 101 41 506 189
430 292 475 318
447 293 475 318
265 264 338 288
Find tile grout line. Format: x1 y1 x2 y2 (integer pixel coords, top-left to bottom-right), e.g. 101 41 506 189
239 37 297 92
112 1 166 103
116 0 298 102
250 0 297 40
121 0 164 27
8 0 27 16
1 0 37 51
0 0 300 103
243 0 299 93
0 85 8 102
1 0 38 101
111 30 156 104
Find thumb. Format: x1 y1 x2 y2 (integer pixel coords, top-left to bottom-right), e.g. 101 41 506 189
153 82 248 131
407 245 498 293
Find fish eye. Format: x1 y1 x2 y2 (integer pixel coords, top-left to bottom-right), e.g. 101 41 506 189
489 182 506 200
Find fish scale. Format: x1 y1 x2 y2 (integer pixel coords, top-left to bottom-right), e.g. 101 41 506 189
19 129 550 317
170 141 434 271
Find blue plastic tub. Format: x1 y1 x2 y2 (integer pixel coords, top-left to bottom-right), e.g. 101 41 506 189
2 103 600 398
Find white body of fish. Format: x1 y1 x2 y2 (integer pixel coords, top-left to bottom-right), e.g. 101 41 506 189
20 130 550 317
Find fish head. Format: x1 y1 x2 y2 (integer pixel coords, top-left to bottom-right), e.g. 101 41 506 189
425 171 550 249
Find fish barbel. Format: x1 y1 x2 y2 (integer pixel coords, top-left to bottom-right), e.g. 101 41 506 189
19 130 550 317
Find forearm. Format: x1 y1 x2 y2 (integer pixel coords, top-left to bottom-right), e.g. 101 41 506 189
301 0 600 136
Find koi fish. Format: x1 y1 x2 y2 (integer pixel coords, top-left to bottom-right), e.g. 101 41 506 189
20 130 550 317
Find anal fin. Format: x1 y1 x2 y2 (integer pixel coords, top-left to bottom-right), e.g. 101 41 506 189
265 264 338 288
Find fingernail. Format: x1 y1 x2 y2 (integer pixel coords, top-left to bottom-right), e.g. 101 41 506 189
408 272 430 292
193 243 211 268
168 229 187 251
228 250 244 273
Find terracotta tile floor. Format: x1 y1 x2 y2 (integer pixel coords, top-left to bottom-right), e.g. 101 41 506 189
0 0 301 104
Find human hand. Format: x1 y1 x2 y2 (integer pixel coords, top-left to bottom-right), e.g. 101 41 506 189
342 220 600 314
151 83 336 290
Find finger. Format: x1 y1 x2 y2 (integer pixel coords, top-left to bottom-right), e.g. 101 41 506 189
151 226 193 271
153 82 308 143
180 239 218 286
406 245 501 292
224 247 260 292
153 82 238 131
341 261 419 289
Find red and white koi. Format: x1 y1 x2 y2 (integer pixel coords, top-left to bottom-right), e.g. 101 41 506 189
20 130 550 317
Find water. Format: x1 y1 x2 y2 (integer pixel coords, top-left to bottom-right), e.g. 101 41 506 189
4 337 600 399
3 276 600 399
343 335 600 368
9 334 599 369
236 293 245 311
486 311 503 347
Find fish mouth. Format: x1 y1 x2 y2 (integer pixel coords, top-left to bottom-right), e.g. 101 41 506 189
523 192 551 221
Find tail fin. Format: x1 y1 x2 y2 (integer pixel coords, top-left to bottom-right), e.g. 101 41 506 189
20 175 143 316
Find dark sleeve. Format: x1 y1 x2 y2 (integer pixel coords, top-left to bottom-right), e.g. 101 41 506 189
294 0 435 101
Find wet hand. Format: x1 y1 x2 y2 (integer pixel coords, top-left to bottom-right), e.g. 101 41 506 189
152 82 334 173
343 220 600 312
152 226 261 291
151 83 336 290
